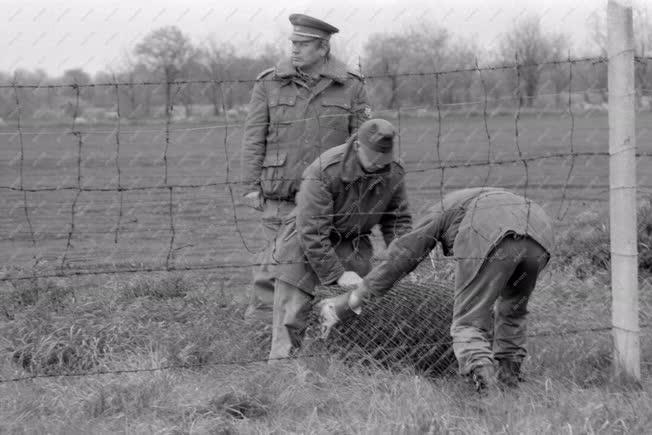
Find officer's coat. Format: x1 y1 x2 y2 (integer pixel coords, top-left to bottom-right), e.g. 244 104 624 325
241 56 369 201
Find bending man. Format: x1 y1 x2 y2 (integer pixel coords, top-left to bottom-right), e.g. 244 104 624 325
269 119 412 360
319 188 553 393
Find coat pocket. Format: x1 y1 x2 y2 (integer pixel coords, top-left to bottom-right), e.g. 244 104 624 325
269 95 297 125
260 151 288 198
319 99 351 130
261 151 288 168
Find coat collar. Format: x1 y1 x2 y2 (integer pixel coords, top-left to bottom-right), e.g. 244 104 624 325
275 56 349 84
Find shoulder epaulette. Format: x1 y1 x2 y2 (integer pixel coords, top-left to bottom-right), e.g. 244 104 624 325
256 67 275 80
347 69 364 80
393 157 406 170
306 145 346 175
318 146 346 169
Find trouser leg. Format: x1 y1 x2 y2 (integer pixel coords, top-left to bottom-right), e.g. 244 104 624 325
268 279 314 361
493 238 547 363
247 199 294 315
451 240 518 375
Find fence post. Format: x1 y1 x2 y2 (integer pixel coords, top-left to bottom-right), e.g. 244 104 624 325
608 0 640 383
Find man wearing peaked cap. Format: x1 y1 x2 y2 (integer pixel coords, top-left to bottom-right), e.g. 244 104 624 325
241 13 372 323
288 13 339 42
266 119 412 361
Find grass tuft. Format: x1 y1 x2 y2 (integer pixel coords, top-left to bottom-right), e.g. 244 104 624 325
118 274 192 300
206 391 270 420
555 198 652 278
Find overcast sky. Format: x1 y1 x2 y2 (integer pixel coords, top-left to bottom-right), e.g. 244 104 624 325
0 0 626 77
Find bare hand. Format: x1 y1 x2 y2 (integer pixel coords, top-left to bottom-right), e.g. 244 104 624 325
336 271 363 289
315 292 350 339
348 281 371 312
244 190 263 211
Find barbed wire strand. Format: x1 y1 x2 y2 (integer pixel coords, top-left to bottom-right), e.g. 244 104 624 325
60 85 83 275
0 86 631 137
11 79 37 256
0 230 627 281
514 55 534 231
0 56 613 90
477 58 494 189
514 54 529 201
219 80 258 255
164 84 182 270
2 323 650 385
112 77 124 244
435 73 445 211
3 153 640 192
557 52 577 221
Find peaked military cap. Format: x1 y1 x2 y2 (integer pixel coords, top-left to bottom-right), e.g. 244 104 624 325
289 13 339 42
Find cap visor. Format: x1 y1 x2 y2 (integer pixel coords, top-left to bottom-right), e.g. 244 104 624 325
289 34 318 42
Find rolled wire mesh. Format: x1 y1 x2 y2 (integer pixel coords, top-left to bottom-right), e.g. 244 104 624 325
307 280 457 377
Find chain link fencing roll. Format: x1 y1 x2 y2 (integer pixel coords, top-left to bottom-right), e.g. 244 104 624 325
307 280 457 377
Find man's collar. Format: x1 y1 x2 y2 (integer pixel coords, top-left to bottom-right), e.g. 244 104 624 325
275 56 349 84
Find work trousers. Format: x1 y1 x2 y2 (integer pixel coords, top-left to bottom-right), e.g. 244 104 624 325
450 235 548 375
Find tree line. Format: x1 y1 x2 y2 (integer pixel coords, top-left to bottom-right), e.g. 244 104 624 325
1 11 651 124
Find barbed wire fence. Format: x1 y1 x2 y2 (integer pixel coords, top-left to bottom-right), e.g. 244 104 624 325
1 52 652 384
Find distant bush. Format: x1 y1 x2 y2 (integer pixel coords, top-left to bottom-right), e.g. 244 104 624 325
556 198 652 278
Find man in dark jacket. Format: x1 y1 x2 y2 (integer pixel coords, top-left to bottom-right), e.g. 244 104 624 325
241 13 370 319
268 119 412 361
318 188 554 393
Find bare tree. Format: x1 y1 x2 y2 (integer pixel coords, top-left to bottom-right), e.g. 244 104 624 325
364 24 450 109
547 35 572 108
61 68 94 103
135 26 196 117
9 69 49 120
364 34 404 109
587 5 652 107
200 40 236 116
499 14 569 107
111 50 142 118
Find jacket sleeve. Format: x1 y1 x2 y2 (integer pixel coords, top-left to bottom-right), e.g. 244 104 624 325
241 79 269 192
378 173 412 246
349 78 370 134
295 169 345 285
363 212 442 297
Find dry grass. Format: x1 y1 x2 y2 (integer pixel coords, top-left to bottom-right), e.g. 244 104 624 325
1 262 652 433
